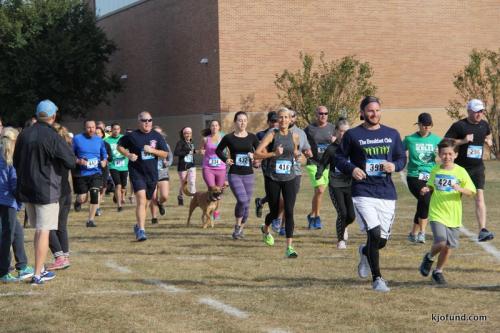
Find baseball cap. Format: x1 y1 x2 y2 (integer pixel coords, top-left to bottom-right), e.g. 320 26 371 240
467 99 485 112
36 100 58 117
416 113 433 126
267 111 278 122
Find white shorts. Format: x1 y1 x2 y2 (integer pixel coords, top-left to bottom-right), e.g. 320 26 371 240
352 196 395 239
24 202 59 231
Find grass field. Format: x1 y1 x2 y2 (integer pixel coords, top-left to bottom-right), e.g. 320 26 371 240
1 161 499 332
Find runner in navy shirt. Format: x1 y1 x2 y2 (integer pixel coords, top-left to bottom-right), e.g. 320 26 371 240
118 112 168 241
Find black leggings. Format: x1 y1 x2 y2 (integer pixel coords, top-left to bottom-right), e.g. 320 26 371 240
264 178 297 238
362 226 387 281
407 176 431 224
49 193 71 257
328 185 355 241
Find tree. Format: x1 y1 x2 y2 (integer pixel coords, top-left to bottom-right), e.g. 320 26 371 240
275 52 376 127
447 49 500 156
0 0 121 125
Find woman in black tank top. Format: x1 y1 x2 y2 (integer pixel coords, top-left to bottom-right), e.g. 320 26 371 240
255 108 301 258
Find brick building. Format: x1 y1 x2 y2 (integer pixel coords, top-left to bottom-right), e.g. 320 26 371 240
84 0 500 142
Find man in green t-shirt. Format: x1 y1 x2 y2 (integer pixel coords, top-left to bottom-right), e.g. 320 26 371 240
104 123 129 212
418 139 476 285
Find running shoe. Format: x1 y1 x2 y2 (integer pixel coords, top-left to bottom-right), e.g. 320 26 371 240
314 216 322 230
285 246 298 258
419 252 434 277
86 220 97 228
117 206 123 212
372 277 390 292
30 271 56 285
151 217 158 224
237 228 245 239
95 208 102 216
407 233 417 243
0 273 19 283
307 214 314 229
357 244 370 279
137 229 147 242
416 232 426 244
478 228 494 242
337 240 347 249
271 219 281 233
431 270 447 285
261 224 274 246
255 198 263 218
17 265 34 280
46 257 69 271
213 211 220 220
177 195 184 206
343 228 349 241
74 200 82 212
133 224 139 238
279 226 286 236
232 225 241 240
157 201 166 216
63 257 71 269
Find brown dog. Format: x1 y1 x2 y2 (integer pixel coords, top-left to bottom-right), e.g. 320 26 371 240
184 184 223 228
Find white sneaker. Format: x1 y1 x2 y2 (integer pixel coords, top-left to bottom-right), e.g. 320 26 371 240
372 277 390 292
358 244 370 279
343 228 348 241
337 240 347 249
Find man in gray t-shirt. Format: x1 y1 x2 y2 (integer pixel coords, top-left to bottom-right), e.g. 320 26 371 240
304 106 336 230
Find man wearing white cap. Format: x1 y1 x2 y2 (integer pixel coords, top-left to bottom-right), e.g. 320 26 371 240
445 99 494 242
13 100 76 284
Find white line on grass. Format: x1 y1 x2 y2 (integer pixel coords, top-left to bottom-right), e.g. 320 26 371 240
198 297 249 319
266 329 292 333
105 260 132 273
399 172 500 262
143 279 187 293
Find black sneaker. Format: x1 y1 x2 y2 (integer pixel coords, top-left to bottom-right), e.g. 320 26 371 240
86 220 97 228
117 206 123 212
255 198 263 218
478 228 494 242
95 208 102 216
74 200 82 212
177 195 184 206
419 252 434 277
151 218 158 225
232 225 241 240
157 201 166 216
431 270 447 285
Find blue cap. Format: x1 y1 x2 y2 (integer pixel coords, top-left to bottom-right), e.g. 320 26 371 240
36 100 58 117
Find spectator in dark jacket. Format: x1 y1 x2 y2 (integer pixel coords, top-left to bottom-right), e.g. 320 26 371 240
13 100 76 285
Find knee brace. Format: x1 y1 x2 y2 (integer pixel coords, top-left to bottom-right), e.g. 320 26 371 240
89 187 99 204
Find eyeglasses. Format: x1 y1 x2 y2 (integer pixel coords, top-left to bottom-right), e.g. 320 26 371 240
140 118 153 123
317 112 328 116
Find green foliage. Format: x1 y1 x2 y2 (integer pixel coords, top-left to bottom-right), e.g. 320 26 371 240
275 52 376 127
0 0 121 125
447 49 500 156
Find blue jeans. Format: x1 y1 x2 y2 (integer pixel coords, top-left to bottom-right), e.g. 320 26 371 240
0 205 28 276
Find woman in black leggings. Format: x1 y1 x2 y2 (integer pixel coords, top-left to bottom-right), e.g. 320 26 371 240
255 108 300 258
316 118 354 249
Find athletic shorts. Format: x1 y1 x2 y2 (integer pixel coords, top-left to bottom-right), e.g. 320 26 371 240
24 202 59 230
73 174 103 194
129 168 157 200
305 164 329 188
110 169 129 187
158 168 170 182
430 221 459 248
353 196 395 239
466 165 485 190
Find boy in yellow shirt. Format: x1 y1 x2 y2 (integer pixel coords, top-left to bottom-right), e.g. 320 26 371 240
419 139 476 285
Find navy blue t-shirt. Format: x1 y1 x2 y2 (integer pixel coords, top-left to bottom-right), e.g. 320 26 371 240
118 130 168 182
335 124 406 200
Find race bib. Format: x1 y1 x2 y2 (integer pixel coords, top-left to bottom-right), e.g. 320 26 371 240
184 154 193 163
435 174 456 192
365 159 386 177
115 158 126 168
467 145 483 159
141 150 154 160
86 158 98 169
235 153 250 167
208 157 222 167
317 143 328 154
275 160 292 175
418 172 430 181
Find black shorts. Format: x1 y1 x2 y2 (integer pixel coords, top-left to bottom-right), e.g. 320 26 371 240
467 165 485 190
110 169 129 187
73 174 103 194
129 168 157 200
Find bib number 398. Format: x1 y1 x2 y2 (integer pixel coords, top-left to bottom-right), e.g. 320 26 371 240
365 159 386 177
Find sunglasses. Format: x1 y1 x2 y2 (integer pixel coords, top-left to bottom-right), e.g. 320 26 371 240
317 112 328 116
140 118 153 123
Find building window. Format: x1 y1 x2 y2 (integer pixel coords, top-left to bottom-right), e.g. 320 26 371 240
95 0 142 17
